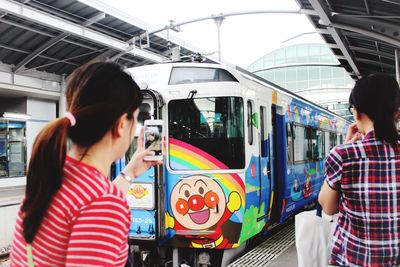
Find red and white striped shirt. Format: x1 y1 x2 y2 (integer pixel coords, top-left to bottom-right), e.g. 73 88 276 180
10 156 131 266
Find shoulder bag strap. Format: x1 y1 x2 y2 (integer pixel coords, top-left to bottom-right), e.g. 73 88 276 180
26 243 34 267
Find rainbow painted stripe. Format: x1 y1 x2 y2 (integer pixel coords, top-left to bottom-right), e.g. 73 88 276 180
169 138 245 198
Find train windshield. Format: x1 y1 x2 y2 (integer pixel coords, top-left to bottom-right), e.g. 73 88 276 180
169 67 238 85
168 97 245 170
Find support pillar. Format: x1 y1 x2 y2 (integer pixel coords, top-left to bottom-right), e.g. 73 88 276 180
213 15 225 62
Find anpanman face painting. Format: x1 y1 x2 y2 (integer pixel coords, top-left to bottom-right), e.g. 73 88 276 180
170 175 226 230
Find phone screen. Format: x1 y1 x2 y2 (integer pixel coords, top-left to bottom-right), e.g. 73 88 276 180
144 125 162 156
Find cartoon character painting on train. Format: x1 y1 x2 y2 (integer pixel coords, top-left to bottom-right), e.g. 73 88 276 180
303 169 313 198
290 178 302 201
169 175 242 248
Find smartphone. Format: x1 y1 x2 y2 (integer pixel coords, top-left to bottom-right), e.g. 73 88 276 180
143 120 163 161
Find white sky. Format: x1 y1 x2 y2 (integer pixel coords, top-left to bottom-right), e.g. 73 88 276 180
99 0 324 68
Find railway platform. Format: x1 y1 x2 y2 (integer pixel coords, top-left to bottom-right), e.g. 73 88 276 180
229 222 297 267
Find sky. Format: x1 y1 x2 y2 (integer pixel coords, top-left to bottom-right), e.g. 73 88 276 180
97 0 324 68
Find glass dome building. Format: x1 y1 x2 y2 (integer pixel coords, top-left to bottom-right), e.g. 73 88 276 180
247 37 354 120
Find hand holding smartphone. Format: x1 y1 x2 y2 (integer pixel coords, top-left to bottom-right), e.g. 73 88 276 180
143 120 163 161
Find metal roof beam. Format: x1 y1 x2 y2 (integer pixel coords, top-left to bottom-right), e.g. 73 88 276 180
0 17 54 37
89 49 139 64
119 56 139 64
341 31 369 39
309 0 361 78
315 28 330 34
336 55 347 60
348 46 394 60
0 43 78 67
90 49 116 61
356 57 395 70
28 48 106 71
13 32 70 72
382 0 400 6
0 43 31 54
332 15 400 37
27 1 87 25
331 23 400 49
363 0 371 15
326 43 339 49
0 17 103 51
0 0 166 63
110 51 128 61
82 12 105 27
332 13 400 19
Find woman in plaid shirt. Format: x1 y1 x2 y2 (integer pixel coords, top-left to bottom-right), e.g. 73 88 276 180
319 74 400 267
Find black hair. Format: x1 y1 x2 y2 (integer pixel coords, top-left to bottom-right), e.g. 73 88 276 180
349 73 400 146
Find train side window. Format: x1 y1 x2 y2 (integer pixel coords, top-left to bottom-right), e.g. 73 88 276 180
260 106 267 156
324 131 330 156
309 128 323 161
286 123 293 165
329 132 337 150
293 124 308 163
247 100 253 145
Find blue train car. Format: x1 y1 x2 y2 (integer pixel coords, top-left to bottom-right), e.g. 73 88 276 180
276 98 348 222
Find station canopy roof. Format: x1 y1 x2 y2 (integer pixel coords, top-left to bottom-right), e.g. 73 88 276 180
0 0 206 76
296 0 400 79
1 0 400 82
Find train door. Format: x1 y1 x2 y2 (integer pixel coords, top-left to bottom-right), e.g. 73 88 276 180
247 100 262 214
258 105 272 221
126 90 165 244
268 104 280 223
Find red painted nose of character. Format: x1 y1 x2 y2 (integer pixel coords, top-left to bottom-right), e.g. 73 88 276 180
188 195 205 211
176 192 221 215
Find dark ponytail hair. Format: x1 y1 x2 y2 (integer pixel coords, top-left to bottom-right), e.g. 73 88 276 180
349 73 400 146
21 61 142 243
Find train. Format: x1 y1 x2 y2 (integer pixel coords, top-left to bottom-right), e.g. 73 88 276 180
121 61 350 267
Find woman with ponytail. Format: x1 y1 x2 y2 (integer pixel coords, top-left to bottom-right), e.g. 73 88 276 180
10 61 161 266
319 74 400 266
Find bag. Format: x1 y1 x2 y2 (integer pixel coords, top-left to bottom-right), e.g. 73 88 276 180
26 244 34 267
295 205 338 267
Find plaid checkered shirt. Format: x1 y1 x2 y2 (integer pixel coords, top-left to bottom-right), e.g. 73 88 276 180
325 131 400 267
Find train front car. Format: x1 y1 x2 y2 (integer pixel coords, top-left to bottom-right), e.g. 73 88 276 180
127 63 273 266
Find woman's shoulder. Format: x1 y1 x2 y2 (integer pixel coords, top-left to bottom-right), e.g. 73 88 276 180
61 159 125 210
333 137 397 160
330 141 364 161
